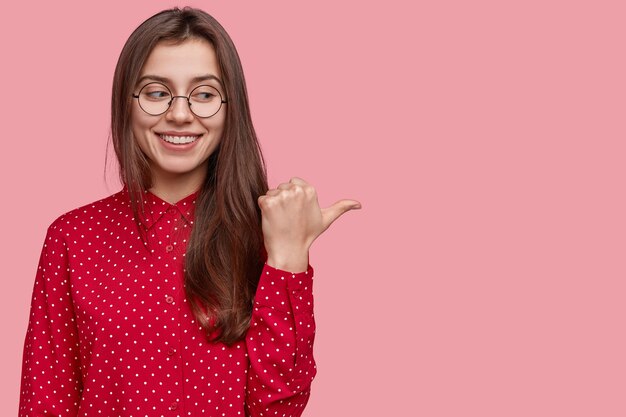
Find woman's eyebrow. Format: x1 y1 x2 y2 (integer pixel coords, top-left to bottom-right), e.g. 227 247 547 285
137 74 223 86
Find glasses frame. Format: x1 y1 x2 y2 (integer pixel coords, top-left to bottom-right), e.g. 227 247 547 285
132 81 228 118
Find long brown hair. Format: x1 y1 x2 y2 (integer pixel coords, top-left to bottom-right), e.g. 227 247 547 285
111 7 268 344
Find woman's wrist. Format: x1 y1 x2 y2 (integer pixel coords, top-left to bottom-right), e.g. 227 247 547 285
266 248 309 273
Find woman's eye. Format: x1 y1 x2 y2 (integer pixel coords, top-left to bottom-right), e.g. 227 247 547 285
193 92 216 102
191 85 220 102
144 91 170 100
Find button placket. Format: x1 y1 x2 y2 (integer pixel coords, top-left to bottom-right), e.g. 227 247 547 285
149 200 187 415
164 206 182 255
162 268 182 415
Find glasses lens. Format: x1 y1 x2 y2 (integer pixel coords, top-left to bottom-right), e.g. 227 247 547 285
138 83 171 115
189 85 223 118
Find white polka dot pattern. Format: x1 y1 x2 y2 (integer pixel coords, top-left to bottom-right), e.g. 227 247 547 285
19 188 316 417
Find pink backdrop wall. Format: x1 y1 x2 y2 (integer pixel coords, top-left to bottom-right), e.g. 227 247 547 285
2 1 625 415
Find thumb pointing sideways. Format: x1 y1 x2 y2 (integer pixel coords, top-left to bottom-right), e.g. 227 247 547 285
321 199 362 230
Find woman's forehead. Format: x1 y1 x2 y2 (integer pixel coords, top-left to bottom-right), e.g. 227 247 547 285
140 38 222 85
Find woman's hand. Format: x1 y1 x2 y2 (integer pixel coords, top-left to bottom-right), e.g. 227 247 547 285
258 177 361 272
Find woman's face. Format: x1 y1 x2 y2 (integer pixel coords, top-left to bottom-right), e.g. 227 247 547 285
131 38 226 189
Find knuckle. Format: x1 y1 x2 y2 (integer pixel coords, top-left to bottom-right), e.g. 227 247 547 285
263 197 275 208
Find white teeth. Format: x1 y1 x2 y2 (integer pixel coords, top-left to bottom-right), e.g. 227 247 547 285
159 134 200 144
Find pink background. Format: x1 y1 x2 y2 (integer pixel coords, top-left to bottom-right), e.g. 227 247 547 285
2 0 625 415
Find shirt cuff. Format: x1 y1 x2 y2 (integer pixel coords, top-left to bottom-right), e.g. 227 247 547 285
254 263 315 312
261 262 314 292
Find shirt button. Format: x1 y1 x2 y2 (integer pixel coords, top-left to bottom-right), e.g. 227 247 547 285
167 347 176 356
167 207 177 215
165 244 174 252
165 296 174 304
169 401 178 410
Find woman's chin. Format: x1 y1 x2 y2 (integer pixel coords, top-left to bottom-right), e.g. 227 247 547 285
150 160 208 180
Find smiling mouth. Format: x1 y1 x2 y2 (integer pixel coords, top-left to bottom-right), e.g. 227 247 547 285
158 133 202 144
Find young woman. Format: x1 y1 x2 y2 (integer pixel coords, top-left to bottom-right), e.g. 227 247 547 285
19 7 359 417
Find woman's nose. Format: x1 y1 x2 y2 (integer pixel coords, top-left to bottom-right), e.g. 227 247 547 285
165 96 195 123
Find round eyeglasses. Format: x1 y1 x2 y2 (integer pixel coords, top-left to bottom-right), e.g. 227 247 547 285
132 82 227 118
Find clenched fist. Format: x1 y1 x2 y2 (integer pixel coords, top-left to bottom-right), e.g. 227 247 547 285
257 177 361 272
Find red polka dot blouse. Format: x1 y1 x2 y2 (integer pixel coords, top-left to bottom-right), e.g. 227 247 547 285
19 188 316 417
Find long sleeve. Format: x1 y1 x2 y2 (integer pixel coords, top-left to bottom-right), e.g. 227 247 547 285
245 264 317 417
19 225 83 417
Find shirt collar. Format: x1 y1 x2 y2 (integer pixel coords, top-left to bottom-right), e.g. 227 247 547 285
135 188 200 230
